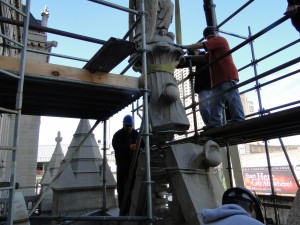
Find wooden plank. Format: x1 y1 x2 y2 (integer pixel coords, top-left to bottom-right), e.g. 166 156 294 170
83 37 136 72
0 55 139 89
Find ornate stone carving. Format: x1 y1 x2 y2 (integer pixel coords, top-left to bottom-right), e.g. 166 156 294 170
129 0 189 144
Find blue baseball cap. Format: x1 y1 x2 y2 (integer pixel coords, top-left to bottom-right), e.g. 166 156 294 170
123 115 134 125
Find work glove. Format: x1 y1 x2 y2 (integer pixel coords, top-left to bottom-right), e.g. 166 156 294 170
130 144 137 151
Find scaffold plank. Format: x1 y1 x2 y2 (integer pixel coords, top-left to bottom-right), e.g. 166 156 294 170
0 56 142 120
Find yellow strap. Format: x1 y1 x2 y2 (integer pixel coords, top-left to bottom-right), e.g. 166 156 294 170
147 61 179 74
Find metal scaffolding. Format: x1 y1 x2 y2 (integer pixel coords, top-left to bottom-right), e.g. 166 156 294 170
0 0 299 224
0 0 31 224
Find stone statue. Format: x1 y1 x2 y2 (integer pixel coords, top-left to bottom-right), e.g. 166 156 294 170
130 0 175 42
129 0 189 144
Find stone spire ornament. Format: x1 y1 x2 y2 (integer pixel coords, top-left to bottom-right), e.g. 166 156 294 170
40 131 65 212
51 119 116 216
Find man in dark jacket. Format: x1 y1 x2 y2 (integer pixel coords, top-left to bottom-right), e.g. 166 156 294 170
190 49 212 126
112 115 138 215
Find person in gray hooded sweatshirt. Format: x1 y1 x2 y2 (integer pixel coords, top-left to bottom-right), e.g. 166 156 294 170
201 187 265 225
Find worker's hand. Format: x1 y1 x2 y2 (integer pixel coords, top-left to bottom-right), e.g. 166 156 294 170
130 144 137 151
173 43 187 49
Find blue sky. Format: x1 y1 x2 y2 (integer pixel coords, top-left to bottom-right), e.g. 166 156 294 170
27 0 300 146
29 0 300 71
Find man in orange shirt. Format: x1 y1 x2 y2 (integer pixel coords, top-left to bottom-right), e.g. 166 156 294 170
182 26 245 129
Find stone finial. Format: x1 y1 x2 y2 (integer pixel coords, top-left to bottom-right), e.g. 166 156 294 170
55 131 62 144
41 5 49 27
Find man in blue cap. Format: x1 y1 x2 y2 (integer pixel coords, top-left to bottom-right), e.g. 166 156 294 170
112 115 139 215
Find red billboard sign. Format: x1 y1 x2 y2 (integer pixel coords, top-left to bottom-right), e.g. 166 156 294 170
242 166 298 196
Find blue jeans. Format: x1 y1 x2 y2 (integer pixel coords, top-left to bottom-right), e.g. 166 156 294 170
198 90 212 126
208 80 245 127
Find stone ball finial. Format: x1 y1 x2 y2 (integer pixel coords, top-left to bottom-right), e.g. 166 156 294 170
162 83 180 103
